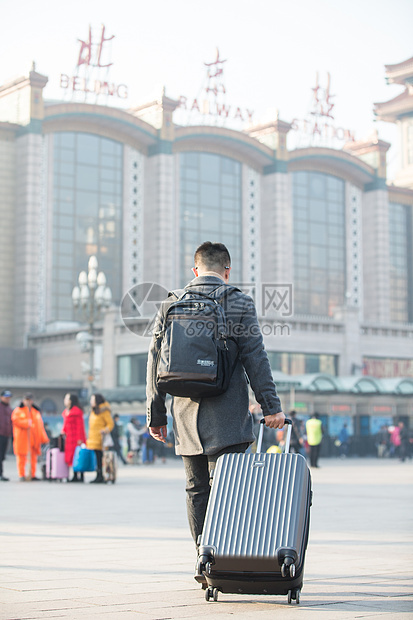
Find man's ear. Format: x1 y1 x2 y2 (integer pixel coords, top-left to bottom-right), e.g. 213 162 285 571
224 267 231 282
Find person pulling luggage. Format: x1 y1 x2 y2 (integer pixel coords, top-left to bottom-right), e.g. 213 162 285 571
146 241 285 547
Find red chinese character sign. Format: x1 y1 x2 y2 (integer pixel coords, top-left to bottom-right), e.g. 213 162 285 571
176 48 254 127
204 48 227 97
60 24 128 103
311 71 335 120
77 24 114 68
290 72 354 148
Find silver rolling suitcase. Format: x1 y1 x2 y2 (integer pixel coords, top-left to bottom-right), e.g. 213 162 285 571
195 418 312 604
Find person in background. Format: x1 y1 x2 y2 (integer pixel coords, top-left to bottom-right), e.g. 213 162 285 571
87 393 114 483
0 390 13 481
338 423 350 458
288 410 306 456
111 414 127 464
62 393 86 482
12 393 49 481
141 428 158 464
389 424 401 458
377 425 390 458
398 421 410 462
127 417 144 464
305 412 323 468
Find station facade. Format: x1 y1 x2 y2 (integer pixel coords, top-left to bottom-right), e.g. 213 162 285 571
0 57 412 436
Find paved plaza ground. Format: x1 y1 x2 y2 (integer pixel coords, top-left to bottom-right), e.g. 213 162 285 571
0 455 412 620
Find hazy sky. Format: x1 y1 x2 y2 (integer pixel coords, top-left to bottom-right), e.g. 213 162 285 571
3 0 413 175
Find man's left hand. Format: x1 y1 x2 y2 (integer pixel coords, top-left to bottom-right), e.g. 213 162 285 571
264 412 285 429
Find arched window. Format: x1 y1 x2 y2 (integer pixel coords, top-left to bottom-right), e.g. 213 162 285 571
179 152 242 286
293 171 346 316
51 132 123 322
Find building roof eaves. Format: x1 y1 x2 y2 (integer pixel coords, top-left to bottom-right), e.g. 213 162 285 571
388 185 413 204
384 57 413 81
43 106 158 146
374 90 413 121
288 148 375 185
385 56 413 70
174 127 275 167
0 75 29 94
0 120 20 133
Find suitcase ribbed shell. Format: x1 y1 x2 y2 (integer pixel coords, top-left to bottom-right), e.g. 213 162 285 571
200 452 310 573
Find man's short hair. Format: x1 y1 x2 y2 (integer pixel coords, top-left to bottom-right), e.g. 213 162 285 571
194 241 231 273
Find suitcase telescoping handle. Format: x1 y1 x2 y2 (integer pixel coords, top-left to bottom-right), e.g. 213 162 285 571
257 417 292 454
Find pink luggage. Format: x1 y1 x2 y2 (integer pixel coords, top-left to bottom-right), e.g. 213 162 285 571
45 448 69 481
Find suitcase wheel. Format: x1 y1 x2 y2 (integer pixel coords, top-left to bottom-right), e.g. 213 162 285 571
205 587 219 602
287 589 301 605
281 561 296 578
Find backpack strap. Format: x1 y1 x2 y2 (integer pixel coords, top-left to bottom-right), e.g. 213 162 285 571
167 288 185 301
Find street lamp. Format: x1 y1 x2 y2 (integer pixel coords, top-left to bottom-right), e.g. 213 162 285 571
72 255 112 394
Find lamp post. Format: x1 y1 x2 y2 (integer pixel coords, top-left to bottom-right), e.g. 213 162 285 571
72 255 112 394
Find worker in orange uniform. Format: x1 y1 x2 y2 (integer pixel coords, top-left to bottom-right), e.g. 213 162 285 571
12 393 49 481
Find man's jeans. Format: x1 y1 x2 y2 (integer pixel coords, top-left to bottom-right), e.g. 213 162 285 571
182 442 249 546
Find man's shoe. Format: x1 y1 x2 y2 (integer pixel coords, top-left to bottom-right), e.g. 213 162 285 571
31 476 40 481
19 476 26 482
0 476 9 481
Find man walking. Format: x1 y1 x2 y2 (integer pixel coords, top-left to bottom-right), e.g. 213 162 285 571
0 390 13 481
306 412 323 468
146 241 285 546
12 393 49 481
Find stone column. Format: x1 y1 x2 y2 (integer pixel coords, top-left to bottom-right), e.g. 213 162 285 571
122 146 145 296
241 165 261 310
344 135 391 324
248 119 293 319
143 149 176 289
334 305 363 375
139 92 180 289
100 307 118 389
14 131 46 345
0 67 48 345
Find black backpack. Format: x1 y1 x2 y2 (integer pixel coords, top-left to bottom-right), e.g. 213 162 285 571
156 285 239 399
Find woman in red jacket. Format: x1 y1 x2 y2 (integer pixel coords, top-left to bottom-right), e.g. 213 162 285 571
62 393 86 482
